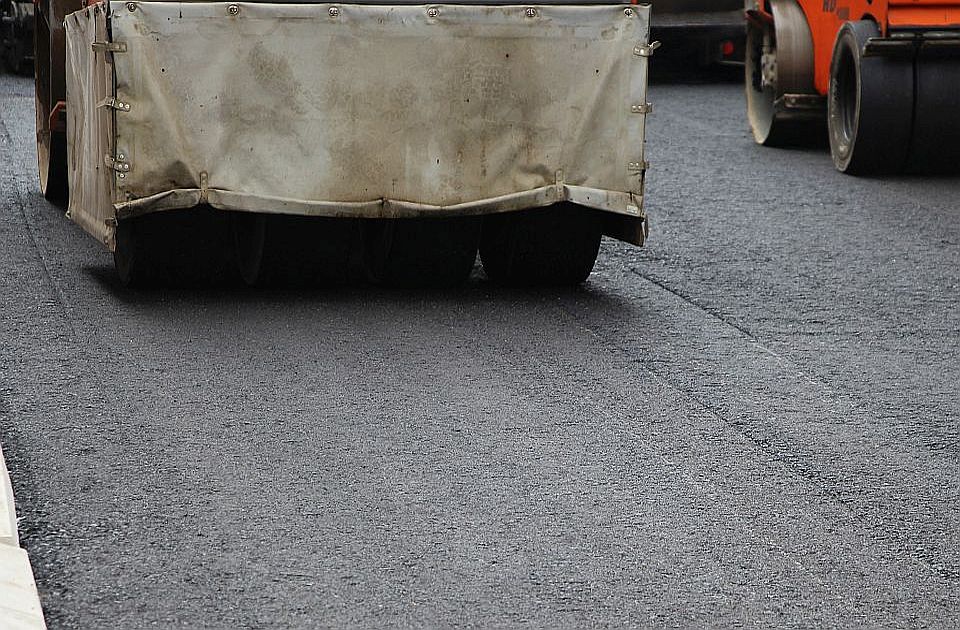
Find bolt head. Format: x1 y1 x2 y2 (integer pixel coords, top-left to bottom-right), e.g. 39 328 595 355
227 4 240 15
524 7 537 18
328 6 339 17
624 8 633 17
125 2 136 12
427 7 439 18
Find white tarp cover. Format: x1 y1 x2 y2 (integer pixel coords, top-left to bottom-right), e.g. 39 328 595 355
65 4 116 248
73 2 649 244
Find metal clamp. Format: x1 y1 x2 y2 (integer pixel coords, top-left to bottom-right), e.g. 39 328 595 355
104 154 130 173
91 41 126 53
630 103 653 114
98 97 131 112
633 41 661 57
627 160 649 172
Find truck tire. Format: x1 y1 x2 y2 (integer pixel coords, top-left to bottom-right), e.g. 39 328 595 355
363 217 480 288
33 1 68 203
827 21 913 175
115 209 238 287
233 214 359 287
113 216 158 288
480 204 601 286
231 212 268 286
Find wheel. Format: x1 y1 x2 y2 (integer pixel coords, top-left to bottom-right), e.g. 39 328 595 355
907 54 960 174
33 1 68 203
231 212 267 286
115 209 238 287
363 217 480 288
235 214 359 288
828 21 913 175
480 204 601 286
113 217 156 288
745 0 821 146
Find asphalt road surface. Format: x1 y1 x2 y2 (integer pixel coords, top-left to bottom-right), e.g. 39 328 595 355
1 68 959 629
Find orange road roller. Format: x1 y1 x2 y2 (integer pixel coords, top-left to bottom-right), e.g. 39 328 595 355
745 0 960 174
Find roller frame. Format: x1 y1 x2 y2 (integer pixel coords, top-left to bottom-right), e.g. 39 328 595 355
745 0 960 173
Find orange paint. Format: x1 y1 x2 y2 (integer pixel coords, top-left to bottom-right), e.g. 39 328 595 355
764 1 960 94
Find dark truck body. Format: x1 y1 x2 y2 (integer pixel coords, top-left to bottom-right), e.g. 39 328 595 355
651 0 744 65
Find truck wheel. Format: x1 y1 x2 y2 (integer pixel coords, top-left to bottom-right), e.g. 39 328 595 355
115 209 239 287
745 0 819 146
480 204 601 286
234 214 359 287
363 217 480 288
828 21 913 175
113 217 157 287
34 3 68 203
231 212 267 286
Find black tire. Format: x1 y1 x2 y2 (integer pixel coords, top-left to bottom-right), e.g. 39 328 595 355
113 215 164 288
235 214 360 288
363 217 480 288
114 208 238 288
33 4 67 204
480 204 601 286
827 21 913 175
231 212 268 286
908 54 960 174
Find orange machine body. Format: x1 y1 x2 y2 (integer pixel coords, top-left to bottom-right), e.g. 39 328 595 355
787 1 960 93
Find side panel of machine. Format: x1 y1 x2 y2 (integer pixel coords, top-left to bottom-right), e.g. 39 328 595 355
106 2 649 223
64 4 116 248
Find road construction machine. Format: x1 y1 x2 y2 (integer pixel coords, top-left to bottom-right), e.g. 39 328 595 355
34 0 653 286
745 0 960 174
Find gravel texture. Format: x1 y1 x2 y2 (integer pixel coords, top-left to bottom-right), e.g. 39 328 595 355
1 70 958 628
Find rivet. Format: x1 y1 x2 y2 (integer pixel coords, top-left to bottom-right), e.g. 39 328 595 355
328 6 339 17
118 173 126 179
125 2 136 12
124 104 130 111
123 164 130 171
227 4 240 16
524 7 537 18
427 7 439 18
624 8 633 17
117 153 124 160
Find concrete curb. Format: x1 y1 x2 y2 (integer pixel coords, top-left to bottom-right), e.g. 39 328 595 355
0 444 47 629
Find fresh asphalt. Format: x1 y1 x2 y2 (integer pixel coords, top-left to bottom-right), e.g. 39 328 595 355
1 69 958 628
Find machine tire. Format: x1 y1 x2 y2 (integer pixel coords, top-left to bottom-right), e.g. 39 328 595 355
236 214 359 288
231 212 268 286
113 217 157 288
364 217 480 288
828 21 913 175
745 0 820 147
907 54 960 174
115 209 239 288
33 2 68 203
480 204 601 286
